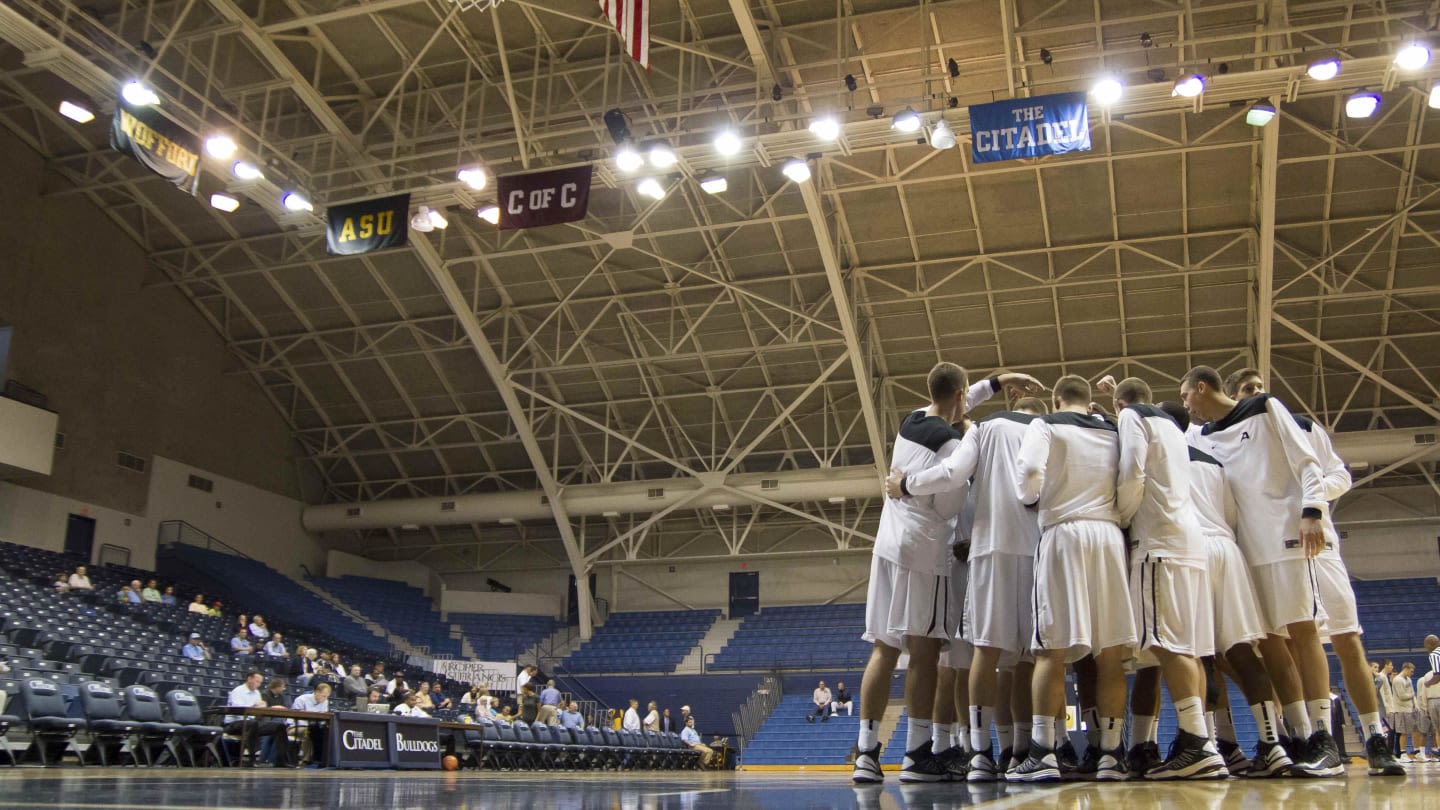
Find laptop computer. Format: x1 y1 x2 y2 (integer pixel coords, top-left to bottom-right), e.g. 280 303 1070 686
365 703 391 714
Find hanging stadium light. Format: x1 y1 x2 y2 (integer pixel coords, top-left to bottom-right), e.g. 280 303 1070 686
58 100 95 123
891 107 921 132
1245 102 1277 127
1394 41 1431 71
646 141 678 169
808 116 841 141
698 173 728 194
121 80 160 106
781 157 811 183
1091 76 1123 106
281 191 313 213
614 143 643 173
204 134 237 160
477 205 500 224
1306 55 1341 81
929 119 957 150
713 129 742 156
1171 73 1205 98
456 166 487 190
209 193 240 213
1345 89 1381 118
231 160 264 181
1430 82 1440 110
636 177 666 200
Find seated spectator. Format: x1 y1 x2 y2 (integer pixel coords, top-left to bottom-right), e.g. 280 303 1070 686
263 632 287 658
231 628 254 657
366 663 387 688
327 651 345 673
224 671 287 766
53 572 70 593
385 674 412 706
681 705 693 727
358 687 383 712
68 565 93 591
182 633 210 661
807 680 832 723
415 682 435 711
118 584 140 605
537 681 561 725
258 677 294 766
342 665 369 700
297 648 322 686
288 645 309 679
499 706 515 722
161 586 178 606
459 684 484 705
208 599 223 617
290 682 332 766
430 682 453 711
393 692 430 718
831 681 853 716
236 615 250 636
188 594 209 614
249 615 271 640
680 716 715 767
560 701 585 731
141 579 162 602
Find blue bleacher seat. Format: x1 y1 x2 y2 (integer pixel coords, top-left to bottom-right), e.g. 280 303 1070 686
562 610 720 674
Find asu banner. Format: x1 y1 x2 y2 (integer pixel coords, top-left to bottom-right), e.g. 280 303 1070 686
498 165 592 230
968 92 1091 164
326 193 410 255
110 101 201 190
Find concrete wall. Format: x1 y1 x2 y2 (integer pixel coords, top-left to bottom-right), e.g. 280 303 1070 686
0 480 152 564
325 549 434 595
440 590 561 618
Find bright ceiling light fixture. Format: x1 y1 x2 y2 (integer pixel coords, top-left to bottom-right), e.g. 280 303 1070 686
1394 41 1432 71
929 119 957 150
281 191 313 212
646 141 677 169
1245 102 1277 126
891 107 922 133
699 173 728 194
477 205 500 224
410 206 448 231
231 160 264 181
614 143 643 173
1430 81 1440 110
781 157 811 183
713 129 742 156
808 116 841 141
1172 72 1205 98
209 193 240 213
204 134 237 160
1345 89 1381 118
1306 56 1341 81
58 100 95 123
1091 76 1123 106
636 177 666 200
456 166 487 190
121 80 160 106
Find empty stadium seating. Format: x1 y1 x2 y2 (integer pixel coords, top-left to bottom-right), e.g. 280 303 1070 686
554 673 760 739
709 603 870 671
563 610 720 674
307 574 462 656
1352 577 1440 654
449 612 564 662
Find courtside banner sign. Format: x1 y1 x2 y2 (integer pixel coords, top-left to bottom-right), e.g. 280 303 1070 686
968 92 1091 164
326 193 410 255
110 101 200 191
498 165 592 230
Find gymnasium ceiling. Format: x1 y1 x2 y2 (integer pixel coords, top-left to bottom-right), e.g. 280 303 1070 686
2 0 1439 572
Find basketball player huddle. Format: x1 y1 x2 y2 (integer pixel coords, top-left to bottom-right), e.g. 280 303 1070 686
851 364 1405 784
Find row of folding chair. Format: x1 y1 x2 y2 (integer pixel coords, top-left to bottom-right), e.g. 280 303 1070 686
474 720 700 771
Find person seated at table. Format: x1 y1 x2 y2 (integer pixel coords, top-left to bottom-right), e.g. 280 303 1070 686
394 692 431 718
259 677 295 766
225 671 288 767
357 687 383 712
291 682 332 767
342 665 369 702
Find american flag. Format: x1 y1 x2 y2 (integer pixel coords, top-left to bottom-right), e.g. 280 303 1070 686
599 0 649 69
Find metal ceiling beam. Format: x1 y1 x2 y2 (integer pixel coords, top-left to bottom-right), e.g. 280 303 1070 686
1256 96 1280 383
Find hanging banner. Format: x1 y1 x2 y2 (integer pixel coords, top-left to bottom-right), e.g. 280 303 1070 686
326 193 410 255
968 92 1091 164
109 101 201 190
498 165 592 230
427 659 517 690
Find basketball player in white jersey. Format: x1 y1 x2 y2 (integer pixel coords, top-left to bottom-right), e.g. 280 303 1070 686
1223 369 1404 776
888 396 1048 781
1008 376 1137 783
1180 366 1345 777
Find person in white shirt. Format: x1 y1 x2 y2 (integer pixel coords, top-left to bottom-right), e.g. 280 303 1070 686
807 681 833 723
516 665 536 695
643 701 660 732
263 633 287 658
622 698 642 732
1011 375 1136 783
291 682 332 764
248 615 271 640
225 670 286 762
188 594 210 614
680 716 715 766
393 693 431 718
1222 368 1401 777
67 566 93 591
1422 636 1440 758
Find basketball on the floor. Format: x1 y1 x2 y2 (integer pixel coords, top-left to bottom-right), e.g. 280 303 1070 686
442 755 459 771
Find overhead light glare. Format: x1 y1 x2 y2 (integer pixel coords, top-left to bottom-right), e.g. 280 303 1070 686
891 107 922 132
58 100 94 123
477 204 500 224
1245 102 1277 127
1306 56 1341 81
231 160 264 181
614 143 643 173
456 166 487 190
808 117 841 141
646 141 677 169
713 129 742 156
1171 73 1205 98
1394 41 1431 71
636 177 666 200
209 193 240 213
281 191 313 213
1345 89 1380 118
699 173 728 194
1429 82 1440 110
1091 76 1123 106
204 134 237 160
411 206 448 231
781 157 811 183
121 80 160 106
929 119 956 150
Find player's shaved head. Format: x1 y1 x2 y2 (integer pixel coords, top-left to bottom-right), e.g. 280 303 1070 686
1114 377 1152 406
928 362 968 404
1014 396 1049 415
1052 375 1090 406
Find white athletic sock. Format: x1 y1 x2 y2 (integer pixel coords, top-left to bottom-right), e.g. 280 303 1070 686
1175 696 1208 738
971 706 994 753
1307 699 1331 734
1283 701 1312 740
931 722 952 751
906 718 932 754
1251 701 1280 744
996 724 1014 753
1132 714 1157 746
1360 711 1384 739
1015 722 1032 755
858 719 878 751
1215 707 1238 744
1082 707 1100 747
1099 717 1124 751
1032 715 1056 750
955 725 970 753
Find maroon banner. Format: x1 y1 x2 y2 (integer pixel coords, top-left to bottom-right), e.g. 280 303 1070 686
498 165 593 230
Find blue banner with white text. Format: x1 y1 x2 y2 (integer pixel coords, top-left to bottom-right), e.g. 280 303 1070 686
968 92 1091 164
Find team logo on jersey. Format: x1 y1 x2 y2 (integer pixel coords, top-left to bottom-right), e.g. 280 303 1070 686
1240 431 1251 440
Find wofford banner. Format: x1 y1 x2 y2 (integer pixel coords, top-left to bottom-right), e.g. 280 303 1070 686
498 165 592 230
968 92 1091 164
326 193 410 255
110 101 200 191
